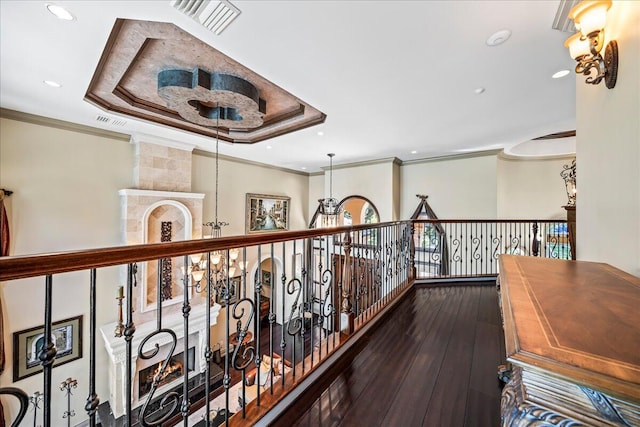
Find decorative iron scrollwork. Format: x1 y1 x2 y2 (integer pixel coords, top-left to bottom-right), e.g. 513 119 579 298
230 298 256 371
137 329 180 427
286 277 303 336
0 387 29 427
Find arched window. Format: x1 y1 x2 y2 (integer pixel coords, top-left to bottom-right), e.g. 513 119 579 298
309 195 380 228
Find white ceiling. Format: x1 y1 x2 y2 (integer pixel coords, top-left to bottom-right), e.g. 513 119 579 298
0 0 577 172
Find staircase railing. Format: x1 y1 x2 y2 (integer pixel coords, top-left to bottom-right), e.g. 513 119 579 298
0 221 413 427
0 218 568 426
413 219 570 280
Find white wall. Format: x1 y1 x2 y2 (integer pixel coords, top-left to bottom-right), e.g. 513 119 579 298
401 154 498 219
576 1 640 276
497 154 573 220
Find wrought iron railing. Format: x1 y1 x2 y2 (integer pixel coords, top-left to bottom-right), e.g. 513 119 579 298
0 221 414 427
0 219 568 426
413 219 570 279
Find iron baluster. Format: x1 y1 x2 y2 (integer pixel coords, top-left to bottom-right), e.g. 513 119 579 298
137 256 180 427
180 255 191 425
205 251 212 426
85 269 99 426
231 298 256 418
286 275 303 378
124 263 137 427
40 274 56 427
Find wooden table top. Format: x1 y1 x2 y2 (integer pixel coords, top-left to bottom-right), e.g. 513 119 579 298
498 255 640 402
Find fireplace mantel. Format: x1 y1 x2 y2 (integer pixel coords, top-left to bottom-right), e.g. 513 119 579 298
100 303 221 418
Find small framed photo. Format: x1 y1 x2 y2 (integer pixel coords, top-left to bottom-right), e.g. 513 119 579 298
13 315 83 382
246 193 290 234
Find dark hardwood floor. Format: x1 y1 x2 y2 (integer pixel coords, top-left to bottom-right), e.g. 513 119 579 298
290 284 506 427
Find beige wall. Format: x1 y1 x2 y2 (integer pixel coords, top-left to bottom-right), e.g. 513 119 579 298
1 107 598 422
0 116 312 422
327 160 398 222
497 154 574 220
192 152 309 236
0 117 133 422
576 1 640 276
401 154 498 219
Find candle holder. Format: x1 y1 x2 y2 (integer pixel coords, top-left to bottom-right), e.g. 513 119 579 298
29 391 44 427
60 378 78 426
114 286 125 337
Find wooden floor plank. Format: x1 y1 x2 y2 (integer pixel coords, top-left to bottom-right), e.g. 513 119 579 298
291 284 505 427
379 286 466 426
421 286 481 426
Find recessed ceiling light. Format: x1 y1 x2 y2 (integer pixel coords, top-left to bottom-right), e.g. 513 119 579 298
317 131 324 136
411 150 417 154
43 80 62 88
301 167 307 170
552 69 571 79
486 29 511 47
266 145 272 149
46 3 75 21
474 87 485 94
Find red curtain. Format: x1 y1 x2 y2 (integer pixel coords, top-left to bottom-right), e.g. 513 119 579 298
0 198 9 375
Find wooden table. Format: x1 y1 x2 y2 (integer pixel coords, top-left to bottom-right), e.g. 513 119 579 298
498 255 640 426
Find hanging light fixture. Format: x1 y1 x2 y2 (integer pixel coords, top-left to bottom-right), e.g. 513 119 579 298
318 153 341 227
186 104 244 301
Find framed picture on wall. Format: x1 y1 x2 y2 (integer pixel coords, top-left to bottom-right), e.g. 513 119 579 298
215 277 240 307
13 315 83 382
245 193 290 234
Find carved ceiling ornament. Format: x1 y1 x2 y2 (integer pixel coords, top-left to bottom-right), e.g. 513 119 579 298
85 19 325 144
157 68 265 129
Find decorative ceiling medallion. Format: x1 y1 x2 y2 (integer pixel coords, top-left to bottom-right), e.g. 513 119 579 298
157 68 265 128
85 19 326 144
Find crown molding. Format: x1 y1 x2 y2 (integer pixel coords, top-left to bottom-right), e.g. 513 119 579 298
498 151 576 162
321 157 402 171
402 149 502 166
192 149 309 176
130 133 197 151
0 108 130 141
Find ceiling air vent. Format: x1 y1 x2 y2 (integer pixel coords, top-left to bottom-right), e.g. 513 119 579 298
95 115 127 127
171 0 241 35
552 0 580 33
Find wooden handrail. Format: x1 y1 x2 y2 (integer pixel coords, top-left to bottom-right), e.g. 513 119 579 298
413 219 567 224
0 221 411 281
0 218 565 281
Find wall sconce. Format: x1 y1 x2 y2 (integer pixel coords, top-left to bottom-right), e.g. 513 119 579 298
564 0 618 89
560 159 577 206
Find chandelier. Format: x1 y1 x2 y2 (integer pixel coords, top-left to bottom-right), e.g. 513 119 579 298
184 104 246 301
318 153 341 227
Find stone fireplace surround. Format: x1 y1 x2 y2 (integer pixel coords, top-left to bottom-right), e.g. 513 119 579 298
100 303 221 419
99 135 221 419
